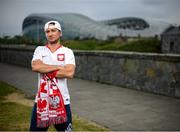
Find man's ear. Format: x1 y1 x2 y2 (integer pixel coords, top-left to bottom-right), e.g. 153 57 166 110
60 31 62 37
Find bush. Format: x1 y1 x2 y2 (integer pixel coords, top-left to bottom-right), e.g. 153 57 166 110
0 35 161 53
0 35 43 45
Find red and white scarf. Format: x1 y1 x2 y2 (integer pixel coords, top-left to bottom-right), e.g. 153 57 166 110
37 71 67 128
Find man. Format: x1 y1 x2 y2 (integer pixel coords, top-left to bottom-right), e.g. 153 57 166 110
30 20 75 131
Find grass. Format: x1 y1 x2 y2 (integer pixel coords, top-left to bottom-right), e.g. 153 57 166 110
0 81 109 131
0 81 30 131
118 38 161 52
0 102 31 130
0 81 17 97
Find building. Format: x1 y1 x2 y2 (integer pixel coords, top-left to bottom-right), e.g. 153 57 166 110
161 26 180 53
22 13 171 42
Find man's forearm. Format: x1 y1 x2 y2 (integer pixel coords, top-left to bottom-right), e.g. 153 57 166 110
32 60 60 73
35 63 59 73
56 65 75 79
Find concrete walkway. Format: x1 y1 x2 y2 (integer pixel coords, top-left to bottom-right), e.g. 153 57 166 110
0 63 180 131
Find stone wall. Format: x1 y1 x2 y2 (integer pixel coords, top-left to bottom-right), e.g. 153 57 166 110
1 44 180 98
0 45 34 68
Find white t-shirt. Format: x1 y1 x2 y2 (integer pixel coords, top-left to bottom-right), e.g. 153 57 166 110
32 45 76 105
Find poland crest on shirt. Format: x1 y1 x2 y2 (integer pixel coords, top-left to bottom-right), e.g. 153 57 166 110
57 54 65 61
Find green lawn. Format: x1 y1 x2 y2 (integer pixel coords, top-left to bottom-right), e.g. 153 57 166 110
62 38 161 53
0 81 109 131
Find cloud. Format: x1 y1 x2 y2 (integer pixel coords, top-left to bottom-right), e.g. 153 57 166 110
0 0 180 36
138 0 180 23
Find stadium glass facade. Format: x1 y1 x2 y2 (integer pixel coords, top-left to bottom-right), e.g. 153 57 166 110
22 13 171 41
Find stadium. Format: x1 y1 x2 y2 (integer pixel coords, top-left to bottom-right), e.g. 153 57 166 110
22 13 171 41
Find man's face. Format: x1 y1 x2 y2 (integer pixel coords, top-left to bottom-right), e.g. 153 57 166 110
45 24 62 44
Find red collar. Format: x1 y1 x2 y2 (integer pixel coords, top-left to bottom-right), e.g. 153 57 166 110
46 44 62 53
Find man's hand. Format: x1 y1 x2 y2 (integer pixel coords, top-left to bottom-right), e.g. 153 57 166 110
46 70 58 79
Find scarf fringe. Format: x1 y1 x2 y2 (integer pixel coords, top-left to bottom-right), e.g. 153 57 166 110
37 116 67 128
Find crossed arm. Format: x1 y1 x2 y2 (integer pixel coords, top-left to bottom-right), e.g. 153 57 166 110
31 59 75 79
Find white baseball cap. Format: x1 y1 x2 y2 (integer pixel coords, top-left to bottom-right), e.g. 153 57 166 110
44 20 62 32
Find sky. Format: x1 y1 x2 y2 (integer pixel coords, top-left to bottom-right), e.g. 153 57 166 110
0 0 180 37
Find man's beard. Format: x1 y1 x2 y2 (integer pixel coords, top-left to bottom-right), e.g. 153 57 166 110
48 38 60 44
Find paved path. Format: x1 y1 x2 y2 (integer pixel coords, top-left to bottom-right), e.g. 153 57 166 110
0 63 180 131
